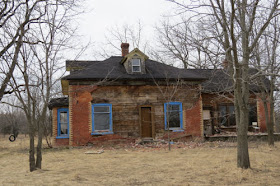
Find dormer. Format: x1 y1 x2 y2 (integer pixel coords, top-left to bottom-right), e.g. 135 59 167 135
120 43 149 74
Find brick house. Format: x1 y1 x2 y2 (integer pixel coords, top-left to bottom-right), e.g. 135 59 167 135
49 43 269 146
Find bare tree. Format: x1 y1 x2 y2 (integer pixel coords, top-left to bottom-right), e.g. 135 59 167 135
167 0 280 169
252 17 280 146
96 21 149 58
154 18 222 69
0 0 51 101
4 0 83 172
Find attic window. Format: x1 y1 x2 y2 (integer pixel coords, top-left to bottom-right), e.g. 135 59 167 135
132 58 141 72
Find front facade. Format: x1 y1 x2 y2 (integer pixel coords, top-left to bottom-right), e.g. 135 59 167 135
49 44 270 146
50 44 206 146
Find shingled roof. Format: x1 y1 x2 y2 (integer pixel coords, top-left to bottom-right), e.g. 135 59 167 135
190 69 271 93
62 56 207 81
48 97 69 109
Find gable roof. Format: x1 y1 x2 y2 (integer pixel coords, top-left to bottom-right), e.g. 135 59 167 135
121 48 148 64
63 56 207 81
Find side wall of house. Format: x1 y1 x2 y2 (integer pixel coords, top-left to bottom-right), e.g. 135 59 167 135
64 84 202 146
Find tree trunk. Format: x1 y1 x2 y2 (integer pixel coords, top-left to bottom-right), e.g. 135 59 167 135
268 78 275 146
268 98 275 146
36 121 43 169
237 103 250 169
235 56 250 169
29 133 36 172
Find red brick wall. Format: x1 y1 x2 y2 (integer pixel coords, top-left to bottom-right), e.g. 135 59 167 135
54 138 69 146
70 85 93 146
69 85 130 146
257 97 269 132
185 97 202 136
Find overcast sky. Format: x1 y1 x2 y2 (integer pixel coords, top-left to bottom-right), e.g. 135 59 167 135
76 0 176 58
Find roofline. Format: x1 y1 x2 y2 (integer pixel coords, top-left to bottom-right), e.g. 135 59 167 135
62 77 208 81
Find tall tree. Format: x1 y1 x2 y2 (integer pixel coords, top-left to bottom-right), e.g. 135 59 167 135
167 0 280 169
6 0 82 171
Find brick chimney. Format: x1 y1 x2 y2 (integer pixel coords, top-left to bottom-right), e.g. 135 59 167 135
121 43 129 56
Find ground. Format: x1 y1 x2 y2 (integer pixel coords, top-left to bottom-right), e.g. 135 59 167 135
0 135 280 185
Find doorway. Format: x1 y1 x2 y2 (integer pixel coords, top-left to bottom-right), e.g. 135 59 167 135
140 106 154 138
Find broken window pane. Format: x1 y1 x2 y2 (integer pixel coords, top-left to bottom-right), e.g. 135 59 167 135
60 123 68 134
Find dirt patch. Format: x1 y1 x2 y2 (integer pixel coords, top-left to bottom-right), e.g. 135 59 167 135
0 135 280 185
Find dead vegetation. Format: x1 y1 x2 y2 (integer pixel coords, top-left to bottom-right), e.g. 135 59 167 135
0 135 280 185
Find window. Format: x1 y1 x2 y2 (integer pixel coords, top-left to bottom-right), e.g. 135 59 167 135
132 58 141 72
249 104 257 126
92 103 113 135
57 108 69 138
219 104 258 127
164 102 183 130
219 104 235 127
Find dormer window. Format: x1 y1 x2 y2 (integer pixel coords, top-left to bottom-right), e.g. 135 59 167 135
132 58 141 72
121 47 148 74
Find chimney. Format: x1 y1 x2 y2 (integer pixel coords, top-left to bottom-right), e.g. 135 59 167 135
121 43 129 57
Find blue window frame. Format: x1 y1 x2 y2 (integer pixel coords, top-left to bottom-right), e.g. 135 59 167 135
164 102 183 131
92 103 113 135
57 108 69 138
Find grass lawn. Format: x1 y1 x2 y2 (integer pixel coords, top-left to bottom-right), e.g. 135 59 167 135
0 135 280 185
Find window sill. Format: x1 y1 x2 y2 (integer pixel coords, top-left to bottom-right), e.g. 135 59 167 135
56 136 69 139
165 128 184 132
91 132 113 135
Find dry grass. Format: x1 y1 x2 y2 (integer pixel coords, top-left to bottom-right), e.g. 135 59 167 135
0 135 280 186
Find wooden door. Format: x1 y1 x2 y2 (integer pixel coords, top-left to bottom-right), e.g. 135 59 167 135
141 107 152 138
